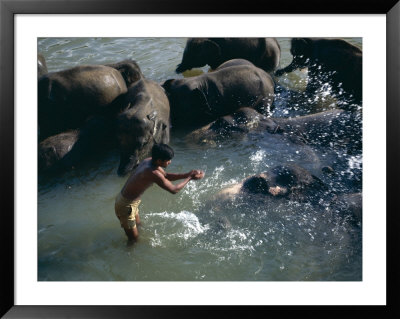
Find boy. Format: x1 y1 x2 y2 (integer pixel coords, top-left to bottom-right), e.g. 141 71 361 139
114 143 205 242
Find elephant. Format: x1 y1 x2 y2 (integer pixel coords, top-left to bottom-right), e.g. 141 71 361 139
176 38 281 73
185 107 282 145
38 64 128 140
185 107 361 155
216 164 328 204
114 77 170 176
38 54 48 78
38 115 115 173
275 38 362 107
163 60 275 128
273 108 362 154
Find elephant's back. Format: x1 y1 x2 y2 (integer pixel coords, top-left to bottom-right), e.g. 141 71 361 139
51 65 128 106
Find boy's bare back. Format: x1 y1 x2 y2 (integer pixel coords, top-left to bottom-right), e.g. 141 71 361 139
121 158 160 201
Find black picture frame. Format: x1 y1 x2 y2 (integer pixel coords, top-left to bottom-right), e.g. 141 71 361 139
1 0 398 317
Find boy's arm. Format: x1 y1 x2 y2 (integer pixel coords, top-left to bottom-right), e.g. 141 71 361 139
165 170 202 181
153 170 193 194
165 171 191 181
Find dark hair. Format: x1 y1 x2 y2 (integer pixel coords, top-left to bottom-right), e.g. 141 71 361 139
152 143 174 161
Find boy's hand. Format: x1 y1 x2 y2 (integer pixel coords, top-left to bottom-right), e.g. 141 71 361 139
191 170 205 180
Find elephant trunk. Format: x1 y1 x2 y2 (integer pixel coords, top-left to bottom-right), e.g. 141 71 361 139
175 63 187 74
117 151 139 176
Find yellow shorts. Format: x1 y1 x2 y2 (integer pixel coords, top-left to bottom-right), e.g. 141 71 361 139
114 192 141 230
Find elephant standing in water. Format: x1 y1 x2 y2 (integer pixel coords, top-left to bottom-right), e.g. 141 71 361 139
275 38 362 107
38 64 128 140
163 59 275 128
114 74 171 176
176 38 281 73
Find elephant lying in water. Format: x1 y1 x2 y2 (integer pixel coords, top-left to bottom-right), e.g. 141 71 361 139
114 75 171 176
186 107 362 154
216 164 328 204
185 107 282 145
38 115 115 173
176 38 281 73
163 59 275 128
275 38 362 107
38 64 128 140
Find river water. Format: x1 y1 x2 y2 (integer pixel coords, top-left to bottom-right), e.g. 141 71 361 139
37 37 362 281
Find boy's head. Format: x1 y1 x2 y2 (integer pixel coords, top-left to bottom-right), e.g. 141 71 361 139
152 143 174 167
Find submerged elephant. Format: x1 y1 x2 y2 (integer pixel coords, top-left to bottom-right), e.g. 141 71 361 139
186 107 361 154
275 38 362 106
273 108 362 153
176 38 281 73
163 59 275 128
328 193 362 222
185 107 282 145
38 115 115 173
38 54 48 78
38 64 128 140
216 164 328 204
114 77 170 176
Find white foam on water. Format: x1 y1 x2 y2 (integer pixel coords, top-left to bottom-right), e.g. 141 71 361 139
249 150 266 169
148 210 209 242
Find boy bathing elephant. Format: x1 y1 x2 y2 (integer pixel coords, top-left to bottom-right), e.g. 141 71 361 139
115 143 204 243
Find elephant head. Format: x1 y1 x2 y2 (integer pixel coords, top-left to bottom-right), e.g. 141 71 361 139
275 38 313 76
289 38 313 67
163 78 212 127
176 38 222 73
116 108 167 176
242 164 327 203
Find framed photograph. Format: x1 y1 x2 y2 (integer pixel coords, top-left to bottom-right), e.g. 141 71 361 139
1 0 398 317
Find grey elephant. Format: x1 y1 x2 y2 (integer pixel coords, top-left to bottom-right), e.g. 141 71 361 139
38 64 128 140
216 164 328 204
176 38 281 73
275 38 362 106
38 54 48 78
38 115 115 173
114 75 170 176
163 59 275 128
185 107 282 145
273 108 362 154
186 107 361 154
